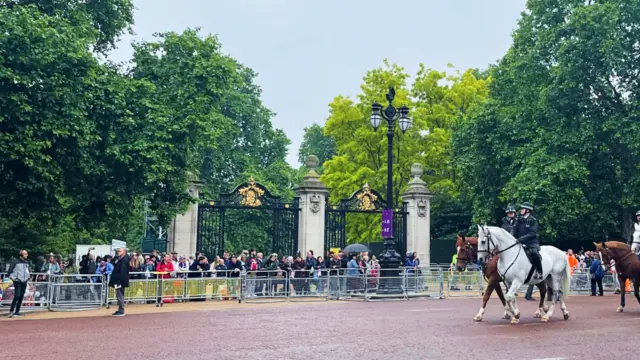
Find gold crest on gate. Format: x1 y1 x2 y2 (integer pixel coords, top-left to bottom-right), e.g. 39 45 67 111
357 183 377 211
239 177 264 207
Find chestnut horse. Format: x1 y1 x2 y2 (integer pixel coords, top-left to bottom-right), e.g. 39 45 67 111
456 234 547 322
594 241 640 312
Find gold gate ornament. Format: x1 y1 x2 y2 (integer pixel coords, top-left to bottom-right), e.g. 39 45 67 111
239 177 264 207
357 183 377 211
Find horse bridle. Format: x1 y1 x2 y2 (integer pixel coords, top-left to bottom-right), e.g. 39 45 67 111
458 242 477 265
477 226 522 280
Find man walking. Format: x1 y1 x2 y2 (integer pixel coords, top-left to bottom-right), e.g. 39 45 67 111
8 250 30 318
108 247 130 316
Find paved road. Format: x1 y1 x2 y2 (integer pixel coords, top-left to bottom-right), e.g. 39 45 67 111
1 296 639 360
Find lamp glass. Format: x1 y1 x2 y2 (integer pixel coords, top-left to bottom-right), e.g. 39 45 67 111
370 113 382 130
399 115 411 132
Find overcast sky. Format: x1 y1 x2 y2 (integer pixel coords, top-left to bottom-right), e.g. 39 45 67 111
110 0 527 166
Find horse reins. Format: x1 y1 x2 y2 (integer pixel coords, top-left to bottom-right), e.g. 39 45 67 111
478 227 522 280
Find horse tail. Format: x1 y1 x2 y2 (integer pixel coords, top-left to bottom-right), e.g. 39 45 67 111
562 255 571 297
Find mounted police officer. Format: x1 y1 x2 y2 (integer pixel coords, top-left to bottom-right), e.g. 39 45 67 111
501 205 517 233
633 210 640 257
512 201 542 280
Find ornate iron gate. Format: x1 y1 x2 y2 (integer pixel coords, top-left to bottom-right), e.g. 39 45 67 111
197 177 299 259
324 183 407 255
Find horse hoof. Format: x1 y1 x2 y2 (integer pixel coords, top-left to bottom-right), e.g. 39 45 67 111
563 312 569 320
473 315 483 322
616 306 624 313
514 312 521 319
502 314 511 320
541 315 550 322
533 312 541 318
510 317 519 324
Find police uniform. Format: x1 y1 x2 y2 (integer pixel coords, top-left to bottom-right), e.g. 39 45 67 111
634 210 640 259
501 206 517 233
512 202 542 279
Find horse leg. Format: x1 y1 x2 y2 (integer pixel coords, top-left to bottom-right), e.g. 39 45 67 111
533 282 547 318
633 278 640 305
617 274 626 313
504 281 522 324
492 280 512 320
559 294 569 321
474 279 494 321
541 277 558 322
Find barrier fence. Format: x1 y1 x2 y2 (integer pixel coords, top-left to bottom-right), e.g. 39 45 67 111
0 266 623 312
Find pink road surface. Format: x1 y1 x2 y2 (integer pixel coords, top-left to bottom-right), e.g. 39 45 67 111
1 296 638 360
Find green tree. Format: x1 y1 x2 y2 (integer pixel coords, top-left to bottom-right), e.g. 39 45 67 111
322 60 489 244
131 29 294 200
3 0 135 54
0 6 198 258
298 123 336 172
453 0 640 241
129 29 300 254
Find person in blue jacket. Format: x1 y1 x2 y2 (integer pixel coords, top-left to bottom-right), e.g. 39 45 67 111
589 256 605 296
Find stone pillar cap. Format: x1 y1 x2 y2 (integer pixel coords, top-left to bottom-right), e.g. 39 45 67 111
403 163 431 196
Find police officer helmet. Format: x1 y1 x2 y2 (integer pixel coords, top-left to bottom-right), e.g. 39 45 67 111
520 201 534 211
505 205 516 214
636 210 640 216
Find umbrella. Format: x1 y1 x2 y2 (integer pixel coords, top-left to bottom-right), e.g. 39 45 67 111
342 243 369 254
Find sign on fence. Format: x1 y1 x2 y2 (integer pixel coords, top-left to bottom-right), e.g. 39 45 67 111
381 209 393 238
111 239 127 253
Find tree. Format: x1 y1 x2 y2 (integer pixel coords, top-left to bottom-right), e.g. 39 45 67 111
130 29 300 254
321 60 489 244
298 123 336 171
2 0 135 54
453 0 640 241
0 6 199 258
131 29 294 200
0 5 106 256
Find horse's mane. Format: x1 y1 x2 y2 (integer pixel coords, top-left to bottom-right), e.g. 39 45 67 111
603 241 631 252
480 226 517 244
456 234 478 247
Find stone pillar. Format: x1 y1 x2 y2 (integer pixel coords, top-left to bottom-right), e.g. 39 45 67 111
168 180 203 256
294 155 328 257
402 164 432 265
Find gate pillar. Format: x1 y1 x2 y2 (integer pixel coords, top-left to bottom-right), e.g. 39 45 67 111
402 164 432 265
168 180 202 256
294 155 328 257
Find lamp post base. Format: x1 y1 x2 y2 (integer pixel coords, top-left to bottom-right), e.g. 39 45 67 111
376 236 403 295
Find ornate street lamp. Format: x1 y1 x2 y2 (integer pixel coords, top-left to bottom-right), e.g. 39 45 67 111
370 86 411 294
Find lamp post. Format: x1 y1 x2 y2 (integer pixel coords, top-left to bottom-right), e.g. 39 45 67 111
370 86 411 294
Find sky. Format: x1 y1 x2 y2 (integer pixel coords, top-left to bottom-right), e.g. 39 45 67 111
109 0 528 166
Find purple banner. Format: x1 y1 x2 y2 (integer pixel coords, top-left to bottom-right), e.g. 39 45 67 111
381 209 393 238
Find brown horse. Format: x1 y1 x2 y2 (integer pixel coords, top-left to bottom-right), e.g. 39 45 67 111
594 241 640 312
456 234 547 322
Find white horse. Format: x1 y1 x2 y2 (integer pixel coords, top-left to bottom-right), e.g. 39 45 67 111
476 225 571 324
630 223 640 254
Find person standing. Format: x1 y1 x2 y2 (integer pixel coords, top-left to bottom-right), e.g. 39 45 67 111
589 255 605 296
108 247 130 316
7 250 30 318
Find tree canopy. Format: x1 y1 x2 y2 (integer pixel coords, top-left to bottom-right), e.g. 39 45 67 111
0 4 294 258
453 0 640 242
298 123 336 172
321 60 489 244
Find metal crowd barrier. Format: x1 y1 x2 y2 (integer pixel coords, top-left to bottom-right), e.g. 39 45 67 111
0 265 627 313
105 270 243 308
0 273 106 313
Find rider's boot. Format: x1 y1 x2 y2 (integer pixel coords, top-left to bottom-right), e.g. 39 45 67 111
535 253 543 279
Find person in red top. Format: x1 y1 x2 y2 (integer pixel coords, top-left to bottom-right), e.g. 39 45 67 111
156 254 174 279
